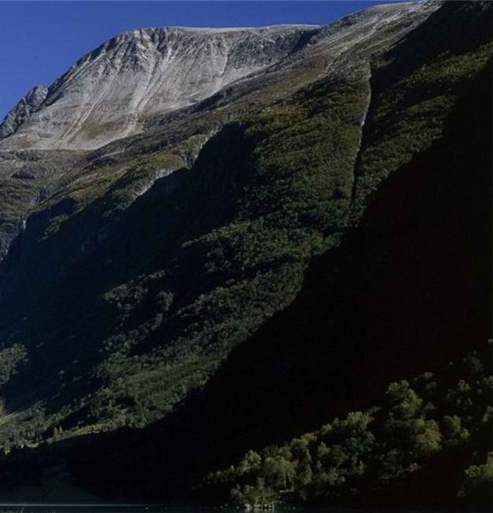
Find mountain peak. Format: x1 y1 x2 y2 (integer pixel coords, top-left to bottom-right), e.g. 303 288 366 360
0 84 48 139
0 1 436 152
0 24 320 150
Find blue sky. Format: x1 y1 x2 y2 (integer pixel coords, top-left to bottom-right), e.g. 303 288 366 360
0 1 407 121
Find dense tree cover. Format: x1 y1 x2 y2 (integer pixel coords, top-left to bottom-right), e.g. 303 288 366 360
201 352 492 509
0 72 368 443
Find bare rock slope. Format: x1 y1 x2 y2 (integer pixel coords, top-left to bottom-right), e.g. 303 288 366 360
0 2 436 151
0 25 319 150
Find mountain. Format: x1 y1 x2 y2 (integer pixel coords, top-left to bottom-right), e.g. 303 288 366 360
0 85 48 140
0 1 491 509
0 25 318 150
0 3 435 152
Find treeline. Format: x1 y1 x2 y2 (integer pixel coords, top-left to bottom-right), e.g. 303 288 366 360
201 351 492 509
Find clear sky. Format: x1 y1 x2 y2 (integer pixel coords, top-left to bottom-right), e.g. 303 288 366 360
0 1 408 121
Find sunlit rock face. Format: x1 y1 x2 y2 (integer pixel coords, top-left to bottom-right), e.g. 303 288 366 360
0 25 320 150
0 85 48 139
0 2 440 266
0 1 439 152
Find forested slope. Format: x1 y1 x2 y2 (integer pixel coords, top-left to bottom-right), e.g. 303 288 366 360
0 2 490 510
61 2 491 508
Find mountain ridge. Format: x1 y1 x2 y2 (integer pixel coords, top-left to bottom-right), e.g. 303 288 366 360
0 1 490 508
0 1 435 151
0 24 321 150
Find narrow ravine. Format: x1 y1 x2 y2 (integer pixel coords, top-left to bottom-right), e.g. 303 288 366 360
345 61 373 226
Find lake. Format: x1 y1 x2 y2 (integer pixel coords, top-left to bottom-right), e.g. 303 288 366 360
0 507 466 513
0 505 167 513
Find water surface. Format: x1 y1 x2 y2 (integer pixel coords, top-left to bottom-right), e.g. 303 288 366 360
0 505 166 513
0 506 460 513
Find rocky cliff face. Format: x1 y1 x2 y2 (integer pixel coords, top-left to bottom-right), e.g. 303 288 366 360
0 25 319 150
0 2 436 151
0 85 48 139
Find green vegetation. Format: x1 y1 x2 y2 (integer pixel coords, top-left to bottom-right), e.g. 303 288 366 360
352 36 493 221
0 5 489 510
459 461 493 504
201 352 492 508
83 74 369 427
0 73 369 441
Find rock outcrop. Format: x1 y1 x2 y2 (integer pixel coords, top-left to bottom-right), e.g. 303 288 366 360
0 85 48 139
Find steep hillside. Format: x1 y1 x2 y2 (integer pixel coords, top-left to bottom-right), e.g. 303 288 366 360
0 1 438 445
63 1 491 507
0 1 490 509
